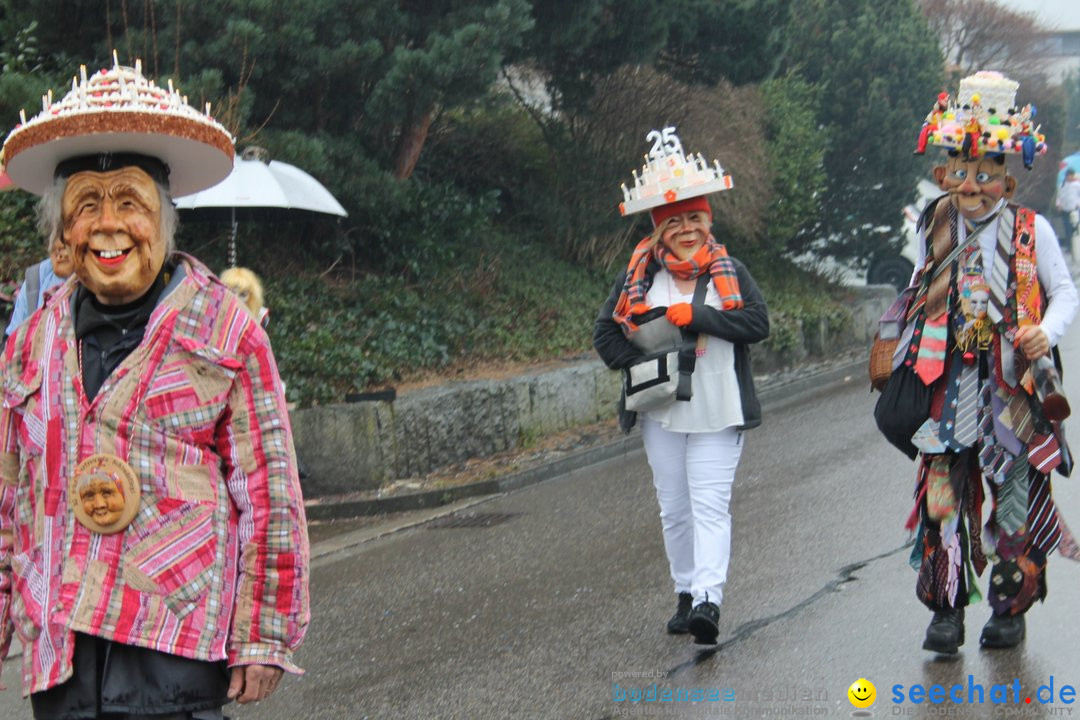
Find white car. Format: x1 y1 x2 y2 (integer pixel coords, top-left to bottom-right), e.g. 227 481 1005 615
866 178 941 291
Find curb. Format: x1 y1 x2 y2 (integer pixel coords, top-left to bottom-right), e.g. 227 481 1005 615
304 355 869 521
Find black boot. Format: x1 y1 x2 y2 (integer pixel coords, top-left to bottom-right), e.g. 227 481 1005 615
666 593 693 634
922 607 965 654
980 613 1025 649
688 601 720 645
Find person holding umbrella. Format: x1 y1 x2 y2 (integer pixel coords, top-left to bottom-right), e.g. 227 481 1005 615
594 128 769 645
0 57 309 717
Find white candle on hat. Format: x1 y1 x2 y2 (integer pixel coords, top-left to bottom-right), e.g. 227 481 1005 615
135 58 142 75
19 109 26 125
112 49 119 67
80 65 88 85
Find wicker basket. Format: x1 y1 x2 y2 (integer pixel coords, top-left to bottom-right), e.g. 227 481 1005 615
869 333 899 391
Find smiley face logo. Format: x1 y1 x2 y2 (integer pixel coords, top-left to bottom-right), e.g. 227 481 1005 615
848 678 876 708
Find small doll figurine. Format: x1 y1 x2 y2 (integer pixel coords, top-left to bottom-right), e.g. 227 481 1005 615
915 92 949 154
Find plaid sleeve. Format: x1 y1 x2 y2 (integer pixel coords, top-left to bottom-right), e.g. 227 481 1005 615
0 334 22 671
218 324 310 673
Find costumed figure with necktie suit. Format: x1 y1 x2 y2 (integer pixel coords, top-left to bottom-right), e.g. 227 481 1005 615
892 71 1078 655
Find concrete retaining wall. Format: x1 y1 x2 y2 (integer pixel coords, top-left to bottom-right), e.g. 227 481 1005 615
293 285 895 497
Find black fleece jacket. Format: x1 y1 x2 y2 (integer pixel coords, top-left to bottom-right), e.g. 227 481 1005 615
592 257 769 432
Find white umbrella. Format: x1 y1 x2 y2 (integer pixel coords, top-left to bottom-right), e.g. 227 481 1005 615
174 147 347 265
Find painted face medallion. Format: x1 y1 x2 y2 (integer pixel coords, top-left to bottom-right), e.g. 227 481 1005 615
69 454 141 534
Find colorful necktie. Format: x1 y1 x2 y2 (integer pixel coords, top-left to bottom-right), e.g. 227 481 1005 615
987 207 1013 327
978 382 1014 481
1028 470 1060 556
913 206 959 385
994 457 1030 535
952 366 979 447
1027 431 1062 474
1000 390 1035 442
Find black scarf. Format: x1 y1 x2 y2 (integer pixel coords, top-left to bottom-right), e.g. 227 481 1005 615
74 265 170 401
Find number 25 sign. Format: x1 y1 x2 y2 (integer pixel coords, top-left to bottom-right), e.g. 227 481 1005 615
646 127 683 160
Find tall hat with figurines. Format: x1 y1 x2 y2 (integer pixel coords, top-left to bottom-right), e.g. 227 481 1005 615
618 127 733 226
1 52 234 196
913 70 1046 169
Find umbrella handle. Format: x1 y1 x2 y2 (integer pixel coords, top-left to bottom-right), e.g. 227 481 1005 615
229 207 237 267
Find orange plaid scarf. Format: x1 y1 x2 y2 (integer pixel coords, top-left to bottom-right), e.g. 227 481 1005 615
612 235 743 333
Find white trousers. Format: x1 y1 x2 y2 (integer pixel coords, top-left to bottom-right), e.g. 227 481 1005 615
641 417 743 607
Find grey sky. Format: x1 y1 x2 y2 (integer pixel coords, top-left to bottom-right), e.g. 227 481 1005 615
1001 0 1080 30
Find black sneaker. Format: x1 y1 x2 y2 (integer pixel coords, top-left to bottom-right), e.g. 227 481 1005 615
980 613 1025 648
687 601 720 645
666 593 693 634
922 607 965 654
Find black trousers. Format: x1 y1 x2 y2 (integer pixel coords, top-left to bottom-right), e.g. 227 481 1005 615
31 634 228 720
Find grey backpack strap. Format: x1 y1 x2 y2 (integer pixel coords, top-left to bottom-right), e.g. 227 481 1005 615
675 273 711 401
24 261 41 310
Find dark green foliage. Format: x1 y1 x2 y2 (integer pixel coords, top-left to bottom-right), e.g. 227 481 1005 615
0 0 942 405
657 0 792 88
759 75 826 259
777 0 943 266
265 234 607 407
0 190 41 313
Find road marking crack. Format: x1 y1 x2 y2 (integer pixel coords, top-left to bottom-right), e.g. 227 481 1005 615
667 541 913 676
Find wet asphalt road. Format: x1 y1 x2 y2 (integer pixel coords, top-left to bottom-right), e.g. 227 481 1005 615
4 328 1080 718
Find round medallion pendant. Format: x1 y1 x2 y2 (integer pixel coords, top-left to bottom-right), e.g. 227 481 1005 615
69 454 141 534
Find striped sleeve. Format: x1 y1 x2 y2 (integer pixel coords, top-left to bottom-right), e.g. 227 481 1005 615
0 332 22 672
218 322 310 673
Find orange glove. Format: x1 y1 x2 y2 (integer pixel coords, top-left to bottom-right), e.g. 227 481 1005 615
628 303 652 316
666 303 693 327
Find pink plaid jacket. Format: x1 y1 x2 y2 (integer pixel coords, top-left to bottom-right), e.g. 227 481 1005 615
0 254 310 694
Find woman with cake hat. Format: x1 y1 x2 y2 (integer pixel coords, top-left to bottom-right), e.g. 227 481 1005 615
892 71 1078 654
594 128 769 645
0 56 309 717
